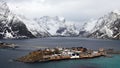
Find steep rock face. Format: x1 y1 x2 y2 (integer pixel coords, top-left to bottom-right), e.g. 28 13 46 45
0 2 48 39
0 16 35 39
0 2 35 39
9 16 35 38
17 16 50 38
80 10 120 39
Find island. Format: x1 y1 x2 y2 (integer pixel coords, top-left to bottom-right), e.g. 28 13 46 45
0 42 18 49
16 47 107 63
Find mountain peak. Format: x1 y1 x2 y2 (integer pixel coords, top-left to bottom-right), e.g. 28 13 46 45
0 1 10 16
111 10 120 15
37 16 65 23
80 10 120 39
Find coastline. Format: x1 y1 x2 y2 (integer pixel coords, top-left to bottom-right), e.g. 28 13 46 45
16 47 107 63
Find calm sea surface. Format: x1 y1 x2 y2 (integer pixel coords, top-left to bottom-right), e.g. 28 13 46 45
0 37 120 68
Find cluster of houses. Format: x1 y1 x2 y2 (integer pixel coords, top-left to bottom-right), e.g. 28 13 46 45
40 47 106 61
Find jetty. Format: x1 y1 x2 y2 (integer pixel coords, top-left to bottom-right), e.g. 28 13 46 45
16 47 107 63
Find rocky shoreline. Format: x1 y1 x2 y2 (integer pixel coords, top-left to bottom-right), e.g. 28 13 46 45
0 42 18 49
16 47 108 63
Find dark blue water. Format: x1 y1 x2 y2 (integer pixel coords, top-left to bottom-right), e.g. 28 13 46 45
0 37 120 68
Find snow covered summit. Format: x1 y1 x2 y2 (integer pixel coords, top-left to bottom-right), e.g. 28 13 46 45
34 16 79 36
80 10 120 39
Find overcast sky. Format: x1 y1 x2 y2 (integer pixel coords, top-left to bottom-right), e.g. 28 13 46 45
3 0 120 23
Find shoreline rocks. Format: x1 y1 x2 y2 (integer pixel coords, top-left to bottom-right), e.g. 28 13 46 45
0 42 18 49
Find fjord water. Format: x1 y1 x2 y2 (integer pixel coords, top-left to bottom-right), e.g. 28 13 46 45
0 37 120 68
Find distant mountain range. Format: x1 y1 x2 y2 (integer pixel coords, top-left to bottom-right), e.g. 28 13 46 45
0 2 120 39
0 2 79 39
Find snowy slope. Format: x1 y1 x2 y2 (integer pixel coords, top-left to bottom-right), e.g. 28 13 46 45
17 15 50 37
80 10 120 39
81 19 97 33
34 16 79 36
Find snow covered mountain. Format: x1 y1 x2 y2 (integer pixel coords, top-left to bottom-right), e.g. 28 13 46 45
80 10 120 39
0 2 79 39
34 16 79 36
0 2 51 39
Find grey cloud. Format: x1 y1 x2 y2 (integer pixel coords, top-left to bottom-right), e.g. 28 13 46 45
3 0 120 23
